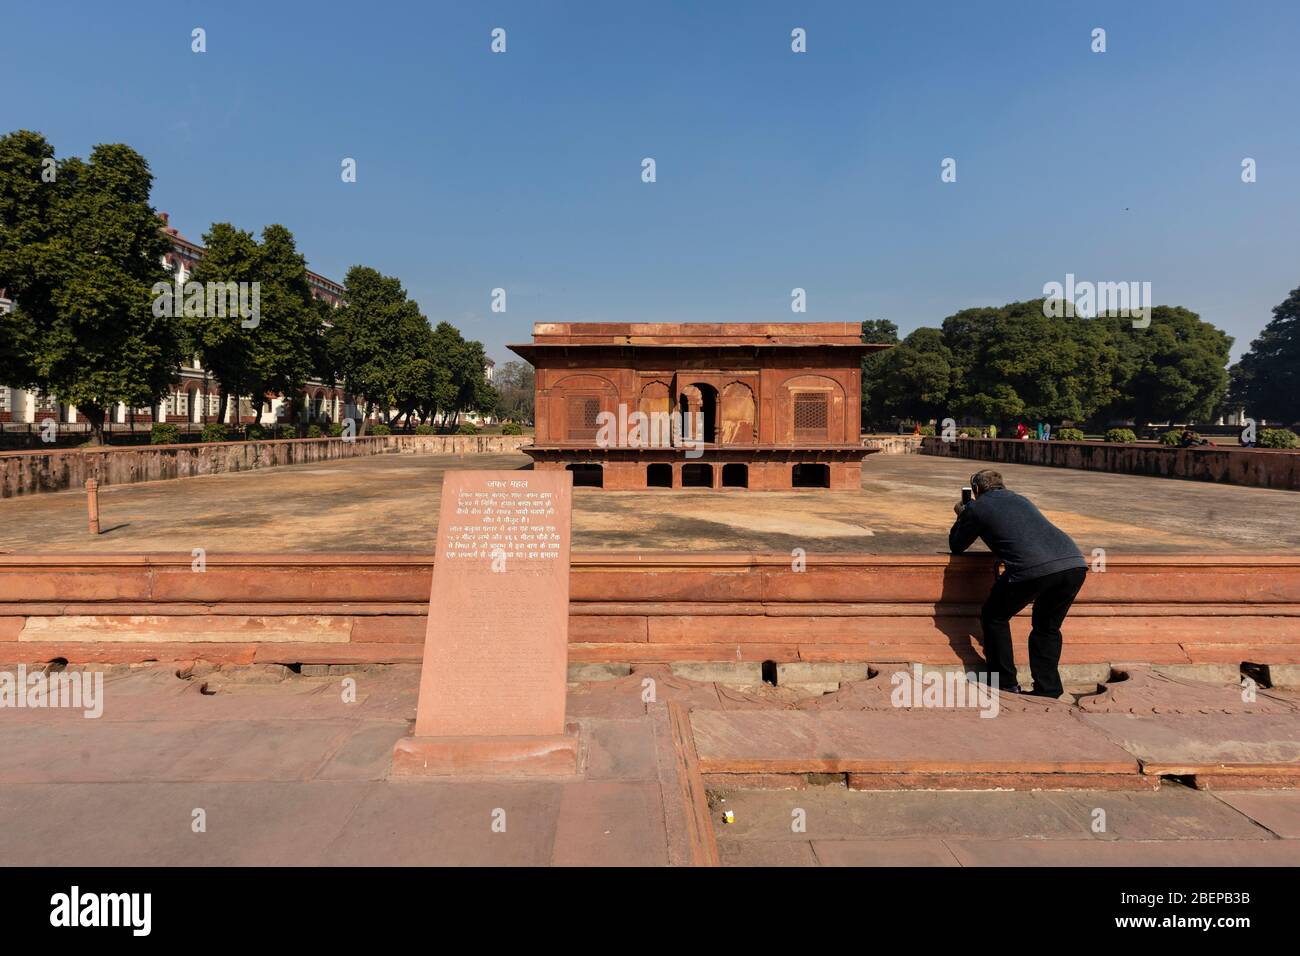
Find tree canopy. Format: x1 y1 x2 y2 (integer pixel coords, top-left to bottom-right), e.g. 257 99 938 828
325 266 495 432
0 131 179 442
867 326 956 423
1230 286 1300 425
179 222 323 423
859 318 899 422
861 299 1233 428
493 360 535 423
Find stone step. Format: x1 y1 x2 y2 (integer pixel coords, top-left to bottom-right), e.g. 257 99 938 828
690 709 1141 783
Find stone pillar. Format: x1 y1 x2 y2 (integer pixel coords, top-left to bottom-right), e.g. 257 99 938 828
85 479 100 535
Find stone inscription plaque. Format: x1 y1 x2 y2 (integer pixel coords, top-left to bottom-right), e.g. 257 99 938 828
413 470 573 738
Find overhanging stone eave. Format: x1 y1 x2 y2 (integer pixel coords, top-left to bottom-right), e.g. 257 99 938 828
506 342 889 363
519 444 877 460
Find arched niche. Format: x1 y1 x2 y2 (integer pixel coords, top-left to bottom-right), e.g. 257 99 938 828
720 381 756 445
550 373 618 442
782 374 845 443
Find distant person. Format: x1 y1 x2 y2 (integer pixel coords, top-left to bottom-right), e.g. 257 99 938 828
1016 422 1028 440
949 469 1087 698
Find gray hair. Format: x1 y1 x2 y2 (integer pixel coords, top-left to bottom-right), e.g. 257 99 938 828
971 469 1005 495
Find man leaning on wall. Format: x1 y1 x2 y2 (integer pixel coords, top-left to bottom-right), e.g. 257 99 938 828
948 469 1088 698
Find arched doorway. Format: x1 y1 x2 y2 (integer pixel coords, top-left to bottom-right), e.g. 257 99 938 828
679 383 718 444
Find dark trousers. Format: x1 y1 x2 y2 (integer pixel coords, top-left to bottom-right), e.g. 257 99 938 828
978 566 1087 695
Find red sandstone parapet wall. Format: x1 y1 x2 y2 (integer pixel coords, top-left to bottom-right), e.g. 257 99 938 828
0 434 532 499
921 436 1300 491
0 552 1295 667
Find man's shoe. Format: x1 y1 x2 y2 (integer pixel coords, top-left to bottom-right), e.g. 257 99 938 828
1027 688 1069 700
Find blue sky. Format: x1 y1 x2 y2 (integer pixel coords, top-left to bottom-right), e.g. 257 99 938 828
4 0 1297 363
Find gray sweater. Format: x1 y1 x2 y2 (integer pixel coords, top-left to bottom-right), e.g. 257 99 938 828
948 488 1087 583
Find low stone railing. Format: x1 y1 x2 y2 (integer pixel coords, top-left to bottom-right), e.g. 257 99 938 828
0 434 533 498
861 434 921 454
1 551 1295 669
921 436 1300 491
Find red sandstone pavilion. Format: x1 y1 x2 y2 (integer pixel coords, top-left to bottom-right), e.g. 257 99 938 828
509 322 889 490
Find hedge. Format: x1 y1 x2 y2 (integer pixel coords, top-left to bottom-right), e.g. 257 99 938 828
1259 428 1299 449
150 423 181 445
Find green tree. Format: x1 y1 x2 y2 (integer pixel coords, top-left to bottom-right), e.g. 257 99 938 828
0 130 56 390
859 318 899 427
428 321 495 426
1230 286 1300 425
411 355 453 427
1094 306 1232 425
388 307 438 428
0 132 179 444
182 223 260 424
246 224 319 421
326 266 404 433
871 326 956 423
425 322 463 424
453 336 496 421
493 360 535 423
326 266 441 433
942 299 1117 425
184 222 319 423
